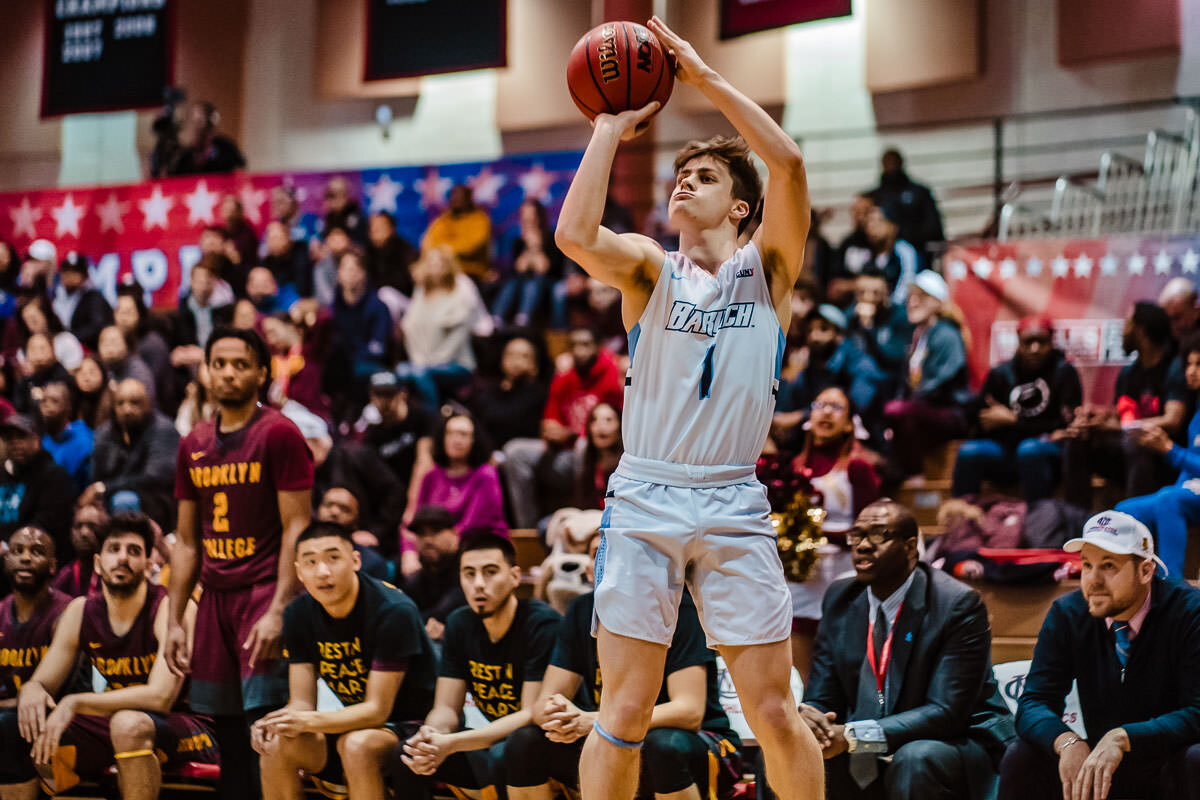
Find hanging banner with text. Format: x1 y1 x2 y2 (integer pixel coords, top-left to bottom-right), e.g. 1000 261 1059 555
0 150 581 310
720 0 851 39
364 0 507 80
946 235 1200 403
42 0 173 117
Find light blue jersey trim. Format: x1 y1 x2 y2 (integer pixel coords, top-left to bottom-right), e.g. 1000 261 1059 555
628 322 641 363
774 326 786 380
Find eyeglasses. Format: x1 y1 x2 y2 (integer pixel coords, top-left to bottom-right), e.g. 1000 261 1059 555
811 400 847 414
846 526 896 546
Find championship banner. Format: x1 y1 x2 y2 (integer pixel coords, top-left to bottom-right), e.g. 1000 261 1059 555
42 0 173 117
719 0 851 39
0 150 581 309
946 234 1200 403
364 0 507 80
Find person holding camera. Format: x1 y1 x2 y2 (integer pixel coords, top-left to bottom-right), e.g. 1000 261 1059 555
788 499 1014 800
151 93 244 178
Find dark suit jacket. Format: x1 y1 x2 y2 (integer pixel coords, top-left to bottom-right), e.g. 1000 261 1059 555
806 563 1015 800
168 297 234 349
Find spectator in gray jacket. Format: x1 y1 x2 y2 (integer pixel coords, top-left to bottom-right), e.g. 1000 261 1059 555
85 377 180 528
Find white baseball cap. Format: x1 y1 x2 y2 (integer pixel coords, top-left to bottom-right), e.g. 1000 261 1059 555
1063 510 1167 575
27 239 56 262
911 270 949 303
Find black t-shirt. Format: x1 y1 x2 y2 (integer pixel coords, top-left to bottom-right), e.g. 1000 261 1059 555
440 598 561 722
362 406 436 486
283 573 436 723
551 591 737 741
471 378 549 448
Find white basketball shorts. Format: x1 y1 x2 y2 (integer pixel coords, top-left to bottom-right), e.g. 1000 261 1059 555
592 458 793 648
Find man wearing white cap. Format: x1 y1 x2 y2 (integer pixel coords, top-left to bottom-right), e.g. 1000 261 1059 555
997 510 1200 800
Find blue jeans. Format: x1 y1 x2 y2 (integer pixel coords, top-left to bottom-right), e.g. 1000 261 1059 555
394 362 472 409
951 437 1063 503
491 272 551 326
1116 486 1200 579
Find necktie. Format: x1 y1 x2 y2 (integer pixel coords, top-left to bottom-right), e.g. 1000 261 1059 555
1112 621 1132 669
873 604 889 666
849 605 891 789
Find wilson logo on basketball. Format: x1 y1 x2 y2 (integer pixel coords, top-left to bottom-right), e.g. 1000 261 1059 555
598 25 620 83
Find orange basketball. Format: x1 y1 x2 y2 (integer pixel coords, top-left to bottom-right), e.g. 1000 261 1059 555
566 20 674 121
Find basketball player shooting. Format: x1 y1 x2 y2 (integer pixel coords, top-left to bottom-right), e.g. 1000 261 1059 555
554 16 823 800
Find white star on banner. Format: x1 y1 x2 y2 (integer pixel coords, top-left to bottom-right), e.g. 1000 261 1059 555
1073 253 1093 278
1026 257 1043 277
139 186 174 231
999 258 1018 280
94 193 129 233
8 197 42 240
239 185 267 226
1051 255 1070 277
948 259 968 280
468 167 506 206
972 256 993 279
1154 249 1173 275
184 180 220 226
51 193 86 239
517 163 556 203
1100 253 1119 275
1128 253 1147 275
366 174 403 214
415 169 452 210
1182 249 1199 275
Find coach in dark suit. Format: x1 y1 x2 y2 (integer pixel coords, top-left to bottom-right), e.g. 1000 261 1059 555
796 499 1014 800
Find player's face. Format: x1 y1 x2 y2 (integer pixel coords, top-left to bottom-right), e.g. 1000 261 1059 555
4 528 55 593
207 338 266 407
1079 544 1152 619
460 548 520 618
296 536 361 606
96 532 148 597
669 155 744 233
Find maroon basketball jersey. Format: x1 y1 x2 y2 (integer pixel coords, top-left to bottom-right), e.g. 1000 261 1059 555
79 584 168 691
175 405 313 590
0 589 73 700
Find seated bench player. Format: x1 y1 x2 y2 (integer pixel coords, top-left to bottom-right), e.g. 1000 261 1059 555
399 532 561 798
253 521 437 800
0 527 75 800
12 512 217 800
507 587 743 800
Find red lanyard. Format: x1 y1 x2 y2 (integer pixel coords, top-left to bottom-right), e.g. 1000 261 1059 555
866 601 904 695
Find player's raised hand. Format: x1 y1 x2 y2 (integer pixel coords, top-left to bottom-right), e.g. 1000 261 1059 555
163 619 191 676
243 607 284 668
594 102 661 142
17 681 55 743
647 16 710 85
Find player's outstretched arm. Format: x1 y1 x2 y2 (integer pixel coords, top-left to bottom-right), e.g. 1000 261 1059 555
649 17 810 309
555 105 665 300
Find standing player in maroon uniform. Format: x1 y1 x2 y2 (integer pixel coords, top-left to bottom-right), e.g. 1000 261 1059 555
0 527 73 800
165 327 314 800
13 512 217 800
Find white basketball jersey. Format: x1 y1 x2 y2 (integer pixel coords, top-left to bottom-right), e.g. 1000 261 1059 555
622 242 784 467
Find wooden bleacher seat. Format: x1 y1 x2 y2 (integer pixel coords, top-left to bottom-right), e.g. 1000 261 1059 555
967 578 1079 663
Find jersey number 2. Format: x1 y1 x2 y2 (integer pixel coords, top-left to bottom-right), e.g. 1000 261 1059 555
699 345 716 400
213 491 230 532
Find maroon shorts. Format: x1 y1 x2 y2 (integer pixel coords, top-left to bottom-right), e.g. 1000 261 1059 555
190 581 287 715
45 711 217 794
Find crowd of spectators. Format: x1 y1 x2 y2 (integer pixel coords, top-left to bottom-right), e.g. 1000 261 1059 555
4 142 1200 800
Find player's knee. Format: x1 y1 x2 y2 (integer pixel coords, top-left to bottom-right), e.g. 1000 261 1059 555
109 710 155 750
600 696 655 738
504 723 548 761
741 694 796 738
641 727 691 761
335 729 391 768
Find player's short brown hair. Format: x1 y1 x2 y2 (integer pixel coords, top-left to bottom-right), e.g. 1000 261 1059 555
673 135 763 234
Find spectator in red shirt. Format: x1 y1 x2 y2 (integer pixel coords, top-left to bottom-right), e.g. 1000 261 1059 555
500 327 624 527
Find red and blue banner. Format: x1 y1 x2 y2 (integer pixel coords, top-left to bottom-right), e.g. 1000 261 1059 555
946 234 1200 403
0 150 582 308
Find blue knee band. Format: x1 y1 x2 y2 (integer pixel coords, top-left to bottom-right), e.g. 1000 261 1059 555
593 720 644 750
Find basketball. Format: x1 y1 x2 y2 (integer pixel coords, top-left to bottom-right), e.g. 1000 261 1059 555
566 20 674 122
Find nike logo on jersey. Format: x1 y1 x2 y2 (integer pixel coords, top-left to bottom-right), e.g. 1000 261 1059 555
665 300 755 336
670 273 685 280
191 451 206 460
88 642 102 649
